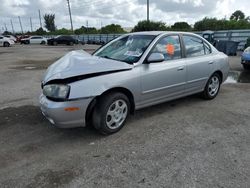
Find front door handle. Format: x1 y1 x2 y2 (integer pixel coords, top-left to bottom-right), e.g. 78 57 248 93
208 61 214 65
177 66 184 71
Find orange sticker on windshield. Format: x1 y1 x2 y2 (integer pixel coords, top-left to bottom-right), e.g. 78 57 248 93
166 44 175 55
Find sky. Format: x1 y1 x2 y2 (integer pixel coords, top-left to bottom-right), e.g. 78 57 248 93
0 0 249 33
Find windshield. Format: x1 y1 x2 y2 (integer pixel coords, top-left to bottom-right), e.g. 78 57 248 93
244 47 250 53
94 35 156 64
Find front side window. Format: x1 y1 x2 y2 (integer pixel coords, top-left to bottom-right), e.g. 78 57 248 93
151 35 182 61
183 35 206 57
94 35 156 64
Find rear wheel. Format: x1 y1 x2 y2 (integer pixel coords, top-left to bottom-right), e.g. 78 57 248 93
243 64 250 70
92 92 130 135
3 42 10 47
202 73 221 100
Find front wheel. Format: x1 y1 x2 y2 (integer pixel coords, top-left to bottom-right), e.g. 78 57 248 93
92 92 130 135
202 73 221 100
243 64 250 70
3 42 10 47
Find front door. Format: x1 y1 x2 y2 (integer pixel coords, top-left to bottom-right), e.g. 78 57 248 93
140 35 186 107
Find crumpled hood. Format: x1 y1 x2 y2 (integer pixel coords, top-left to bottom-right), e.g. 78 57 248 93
43 50 133 84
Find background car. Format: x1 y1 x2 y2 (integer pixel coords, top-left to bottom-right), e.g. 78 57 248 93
0 36 15 47
3 35 17 43
241 47 250 69
40 32 229 135
20 36 47 45
47 35 78 45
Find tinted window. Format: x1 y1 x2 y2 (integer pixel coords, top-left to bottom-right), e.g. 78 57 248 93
152 35 181 61
0 37 3 39
183 35 205 57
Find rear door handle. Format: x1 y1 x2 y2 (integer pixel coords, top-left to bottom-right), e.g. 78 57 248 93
177 66 184 71
208 61 214 65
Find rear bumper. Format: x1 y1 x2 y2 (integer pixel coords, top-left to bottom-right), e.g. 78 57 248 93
39 94 93 128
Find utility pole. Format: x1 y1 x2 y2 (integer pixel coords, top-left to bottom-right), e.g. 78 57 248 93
10 19 15 33
38 9 42 28
4 23 7 31
30 17 33 32
18 16 23 34
66 0 74 33
147 0 149 21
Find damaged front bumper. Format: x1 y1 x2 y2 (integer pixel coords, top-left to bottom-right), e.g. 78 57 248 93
39 94 93 128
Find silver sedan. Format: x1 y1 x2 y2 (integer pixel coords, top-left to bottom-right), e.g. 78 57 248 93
40 31 229 134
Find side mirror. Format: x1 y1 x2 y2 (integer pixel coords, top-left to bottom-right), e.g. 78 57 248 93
147 53 165 63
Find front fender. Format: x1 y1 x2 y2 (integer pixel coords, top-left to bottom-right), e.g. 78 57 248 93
68 68 140 101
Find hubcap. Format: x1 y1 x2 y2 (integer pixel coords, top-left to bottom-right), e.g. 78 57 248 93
106 99 128 129
208 76 220 96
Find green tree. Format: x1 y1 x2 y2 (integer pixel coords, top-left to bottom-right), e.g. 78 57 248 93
35 27 46 35
171 22 191 31
132 20 168 32
51 28 72 35
44 14 56 32
230 10 245 21
100 24 125 34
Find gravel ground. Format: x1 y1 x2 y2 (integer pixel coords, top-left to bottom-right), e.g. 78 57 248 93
0 44 250 188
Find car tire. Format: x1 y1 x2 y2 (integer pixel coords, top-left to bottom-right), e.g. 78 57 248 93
92 92 130 135
243 64 250 70
69 41 73 46
202 73 221 100
41 41 46 45
53 41 57 46
3 42 10 47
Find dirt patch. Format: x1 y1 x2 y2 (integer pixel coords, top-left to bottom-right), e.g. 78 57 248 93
26 169 78 188
9 59 59 70
0 105 44 126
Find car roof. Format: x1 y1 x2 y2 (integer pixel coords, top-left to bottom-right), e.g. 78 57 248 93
129 31 200 36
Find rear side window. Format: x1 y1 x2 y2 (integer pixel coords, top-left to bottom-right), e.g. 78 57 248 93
152 35 182 61
183 35 207 57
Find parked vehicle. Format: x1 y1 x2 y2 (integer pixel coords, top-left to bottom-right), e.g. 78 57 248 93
40 31 229 134
47 35 78 45
3 35 17 43
0 36 15 47
241 47 250 69
20 36 47 44
16 35 30 43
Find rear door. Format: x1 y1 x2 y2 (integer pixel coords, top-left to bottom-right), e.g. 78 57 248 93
182 35 214 93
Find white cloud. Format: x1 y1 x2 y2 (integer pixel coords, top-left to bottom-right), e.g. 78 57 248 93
0 0 249 32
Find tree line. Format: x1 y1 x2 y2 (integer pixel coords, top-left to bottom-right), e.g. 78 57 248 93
4 10 250 36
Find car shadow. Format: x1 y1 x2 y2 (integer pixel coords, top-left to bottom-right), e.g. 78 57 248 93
0 93 204 144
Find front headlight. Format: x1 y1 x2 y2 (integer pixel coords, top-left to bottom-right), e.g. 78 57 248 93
43 84 70 100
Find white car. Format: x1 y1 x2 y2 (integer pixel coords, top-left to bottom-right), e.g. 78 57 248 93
0 36 15 47
4 35 17 43
21 36 47 45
